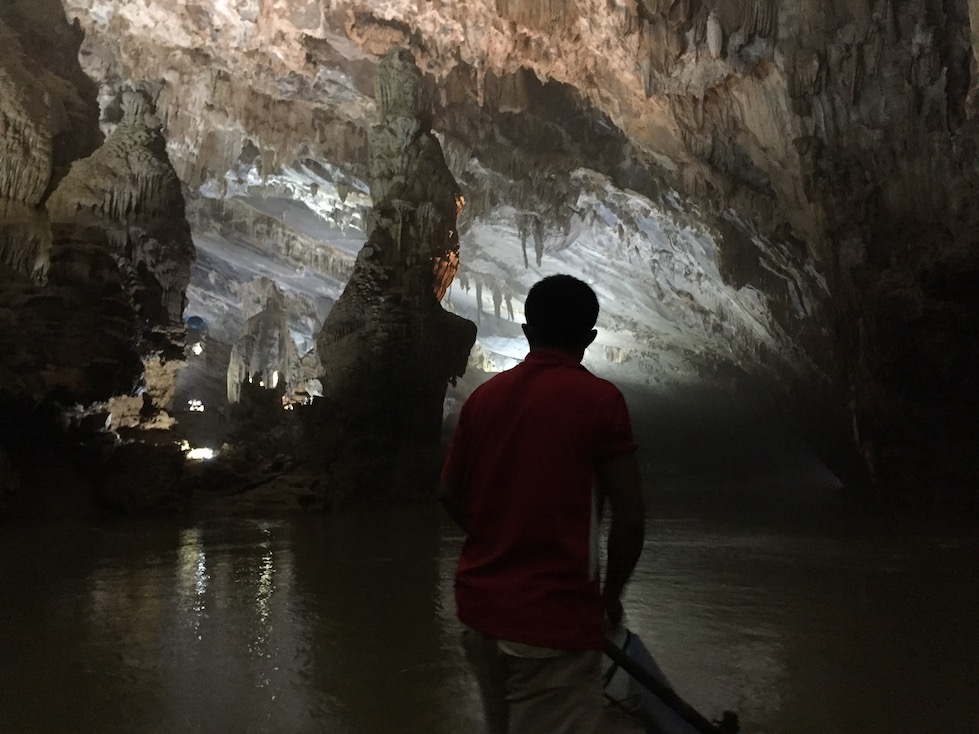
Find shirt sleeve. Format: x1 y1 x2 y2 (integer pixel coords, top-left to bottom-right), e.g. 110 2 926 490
597 389 638 460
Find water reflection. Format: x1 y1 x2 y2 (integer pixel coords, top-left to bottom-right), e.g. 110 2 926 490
0 507 977 734
286 509 478 734
177 525 207 630
627 517 979 734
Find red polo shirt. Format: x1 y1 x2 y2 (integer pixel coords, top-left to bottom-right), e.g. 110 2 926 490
442 348 637 650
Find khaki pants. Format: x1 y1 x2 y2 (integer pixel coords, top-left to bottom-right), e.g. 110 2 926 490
462 627 604 734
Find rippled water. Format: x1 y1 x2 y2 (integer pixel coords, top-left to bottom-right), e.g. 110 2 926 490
1 500 977 734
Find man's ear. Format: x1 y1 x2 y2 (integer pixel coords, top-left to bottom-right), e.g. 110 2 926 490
585 329 598 347
522 324 534 343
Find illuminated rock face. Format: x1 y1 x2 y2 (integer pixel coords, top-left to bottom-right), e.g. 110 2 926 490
47 88 194 329
0 0 200 514
0 0 141 407
0 8 194 408
0 0 102 281
0 0 976 505
314 48 476 500
227 277 298 405
0 0 101 207
43 86 195 414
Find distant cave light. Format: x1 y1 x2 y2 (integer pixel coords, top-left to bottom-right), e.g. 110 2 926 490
271 370 279 389
281 392 314 410
188 399 205 412
180 441 216 461
191 342 204 356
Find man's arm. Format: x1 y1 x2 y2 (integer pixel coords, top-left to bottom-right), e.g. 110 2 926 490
597 451 644 628
438 479 467 532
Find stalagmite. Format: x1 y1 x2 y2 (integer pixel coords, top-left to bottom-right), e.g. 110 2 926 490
313 47 476 501
47 88 194 325
227 278 298 405
0 0 138 420
45 87 196 410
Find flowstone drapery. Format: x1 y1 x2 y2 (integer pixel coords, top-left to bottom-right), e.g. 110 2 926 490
313 48 476 501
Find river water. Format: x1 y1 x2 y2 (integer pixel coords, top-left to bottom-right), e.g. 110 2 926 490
1 490 977 734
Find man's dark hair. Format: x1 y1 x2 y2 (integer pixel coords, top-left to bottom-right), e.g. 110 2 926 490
524 274 599 348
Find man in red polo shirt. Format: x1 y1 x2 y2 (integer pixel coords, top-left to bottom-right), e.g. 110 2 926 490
440 274 644 734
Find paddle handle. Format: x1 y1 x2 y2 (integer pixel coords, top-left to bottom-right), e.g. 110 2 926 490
603 641 736 734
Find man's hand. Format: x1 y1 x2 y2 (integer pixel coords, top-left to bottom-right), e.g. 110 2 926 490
604 592 625 630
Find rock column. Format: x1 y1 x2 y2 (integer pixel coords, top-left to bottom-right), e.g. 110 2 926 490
46 87 196 413
314 47 476 501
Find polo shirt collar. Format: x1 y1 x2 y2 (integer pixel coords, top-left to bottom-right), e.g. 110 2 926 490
523 348 584 367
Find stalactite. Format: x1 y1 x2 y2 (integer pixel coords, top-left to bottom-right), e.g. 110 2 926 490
0 202 52 280
707 12 724 59
0 114 52 205
745 0 777 39
496 0 571 30
518 215 530 268
533 216 545 266
227 279 297 404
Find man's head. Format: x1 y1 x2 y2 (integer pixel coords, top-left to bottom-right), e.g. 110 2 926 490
523 274 599 358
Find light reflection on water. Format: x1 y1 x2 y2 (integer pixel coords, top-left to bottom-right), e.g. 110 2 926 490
0 505 977 734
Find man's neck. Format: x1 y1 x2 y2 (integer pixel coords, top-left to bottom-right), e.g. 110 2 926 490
528 345 585 363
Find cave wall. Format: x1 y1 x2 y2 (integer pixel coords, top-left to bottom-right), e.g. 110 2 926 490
365 0 979 501
25 0 979 505
0 0 138 406
0 0 198 515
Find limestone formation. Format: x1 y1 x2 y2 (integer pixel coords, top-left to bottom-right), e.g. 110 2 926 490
47 88 194 329
45 86 196 413
0 1 219 517
314 48 476 500
0 0 101 206
0 0 971 508
227 277 299 405
0 225 142 404
0 0 141 409
0 202 52 282
0 0 101 282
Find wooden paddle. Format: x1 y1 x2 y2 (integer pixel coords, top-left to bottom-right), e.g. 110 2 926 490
603 641 740 734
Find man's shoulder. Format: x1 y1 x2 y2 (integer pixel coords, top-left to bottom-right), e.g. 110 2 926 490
466 359 625 402
589 372 627 397
563 365 626 397
464 364 522 401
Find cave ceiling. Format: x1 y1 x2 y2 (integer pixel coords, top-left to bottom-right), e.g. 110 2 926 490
62 0 834 395
3 0 979 500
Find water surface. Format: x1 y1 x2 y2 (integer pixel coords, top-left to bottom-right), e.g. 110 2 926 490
1 499 977 734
